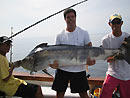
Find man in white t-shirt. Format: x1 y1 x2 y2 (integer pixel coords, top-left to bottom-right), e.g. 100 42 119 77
49 8 95 98
100 14 130 98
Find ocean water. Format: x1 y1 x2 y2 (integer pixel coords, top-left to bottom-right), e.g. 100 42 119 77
8 33 108 77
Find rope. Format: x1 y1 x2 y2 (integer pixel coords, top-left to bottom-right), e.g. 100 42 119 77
8 0 88 39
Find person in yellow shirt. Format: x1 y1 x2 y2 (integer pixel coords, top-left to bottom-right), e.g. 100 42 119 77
0 36 44 98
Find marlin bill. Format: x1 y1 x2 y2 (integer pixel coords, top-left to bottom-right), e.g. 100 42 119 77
13 43 129 73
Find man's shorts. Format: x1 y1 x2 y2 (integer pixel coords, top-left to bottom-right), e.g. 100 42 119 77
14 83 38 98
52 69 89 93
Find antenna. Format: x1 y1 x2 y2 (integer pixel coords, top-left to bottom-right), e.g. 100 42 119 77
10 27 13 63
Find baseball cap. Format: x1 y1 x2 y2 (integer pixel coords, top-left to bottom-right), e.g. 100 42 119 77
109 14 122 23
0 36 12 44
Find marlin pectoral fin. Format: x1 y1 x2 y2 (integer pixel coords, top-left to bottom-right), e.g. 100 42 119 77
42 69 53 77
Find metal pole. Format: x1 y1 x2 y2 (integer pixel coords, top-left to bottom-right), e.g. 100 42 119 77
10 27 13 63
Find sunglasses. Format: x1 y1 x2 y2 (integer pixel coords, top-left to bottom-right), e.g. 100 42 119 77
111 21 121 25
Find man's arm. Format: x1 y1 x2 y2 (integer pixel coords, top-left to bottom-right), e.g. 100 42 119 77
3 64 14 82
3 63 19 82
86 42 96 66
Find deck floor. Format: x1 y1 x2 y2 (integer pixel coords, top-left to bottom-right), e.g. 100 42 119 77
44 95 80 98
42 87 80 98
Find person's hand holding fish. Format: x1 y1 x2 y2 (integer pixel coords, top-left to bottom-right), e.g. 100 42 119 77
107 56 115 63
10 61 21 68
49 60 59 69
86 57 96 66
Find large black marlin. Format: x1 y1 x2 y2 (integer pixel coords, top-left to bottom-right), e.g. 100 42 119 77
13 40 130 74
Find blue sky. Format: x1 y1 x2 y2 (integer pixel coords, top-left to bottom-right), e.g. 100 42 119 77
0 0 130 39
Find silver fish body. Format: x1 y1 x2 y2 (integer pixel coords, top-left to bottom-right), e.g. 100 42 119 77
13 43 121 72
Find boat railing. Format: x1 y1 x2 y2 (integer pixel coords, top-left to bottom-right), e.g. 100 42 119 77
13 71 104 87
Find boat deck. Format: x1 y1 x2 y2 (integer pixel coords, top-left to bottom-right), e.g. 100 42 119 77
13 71 104 98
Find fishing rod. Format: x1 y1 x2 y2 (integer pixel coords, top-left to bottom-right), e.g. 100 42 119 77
8 0 88 39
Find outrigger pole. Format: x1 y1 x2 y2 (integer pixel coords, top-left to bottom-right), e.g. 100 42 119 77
8 0 88 39
9 27 13 63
